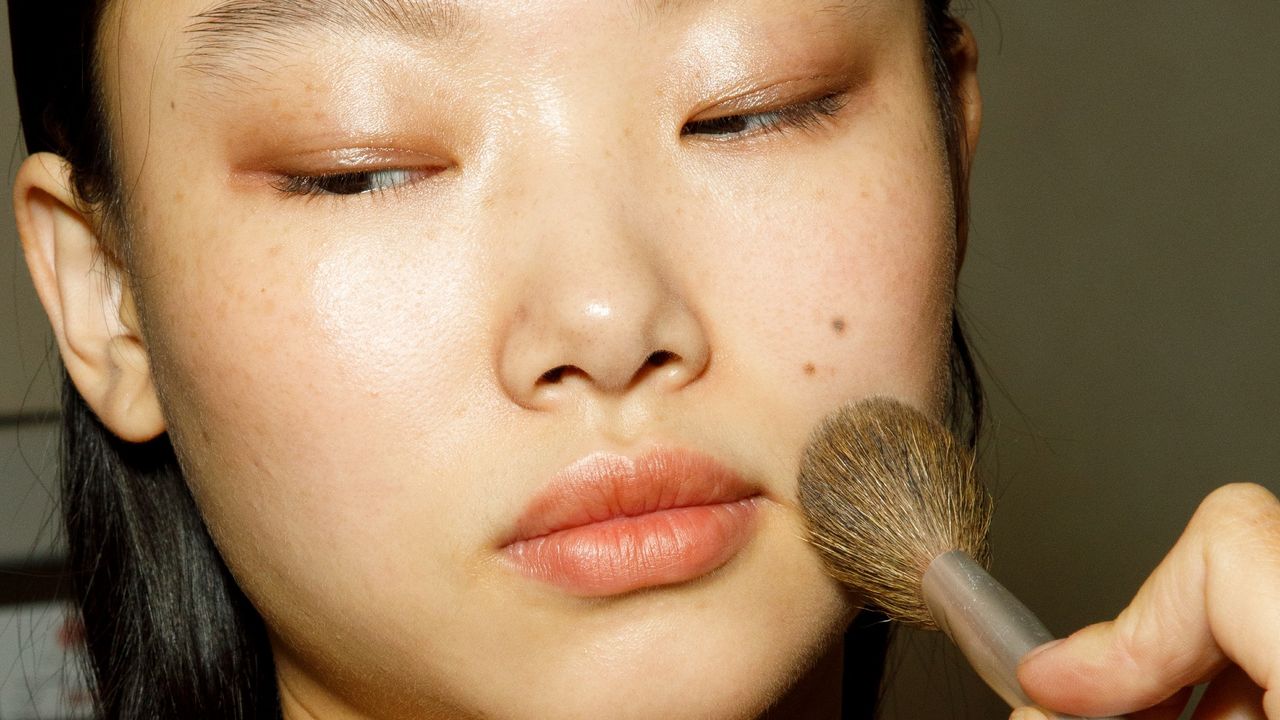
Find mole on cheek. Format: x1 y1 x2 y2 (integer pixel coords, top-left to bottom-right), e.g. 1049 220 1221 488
803 363 816 377
831 318 847 335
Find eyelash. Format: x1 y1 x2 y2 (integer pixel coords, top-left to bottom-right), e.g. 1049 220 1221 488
681 92 850 140
274 92 850 198
272 168 435 199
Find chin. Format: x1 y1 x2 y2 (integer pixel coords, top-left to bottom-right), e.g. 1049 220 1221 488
462 541 854 720
275 502 856 719
483 634 844 720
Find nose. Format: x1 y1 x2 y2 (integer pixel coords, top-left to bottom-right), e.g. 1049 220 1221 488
495 194 710 410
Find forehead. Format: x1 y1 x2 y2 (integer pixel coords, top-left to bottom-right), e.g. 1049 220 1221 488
96 0 920 172
105 0 908 104
99 0 907 105
107 0 894 69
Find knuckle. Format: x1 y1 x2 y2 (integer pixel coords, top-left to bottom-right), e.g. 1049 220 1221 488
1189 484 1280 580
1110 612 1167 671
1192 483 1280 532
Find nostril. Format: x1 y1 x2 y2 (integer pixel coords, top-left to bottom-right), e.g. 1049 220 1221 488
631 350 683 387
646 350 678 367
539 366 569 384
534 352 686 393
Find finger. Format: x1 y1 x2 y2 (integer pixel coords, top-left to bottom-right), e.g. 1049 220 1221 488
1008 697 1190 720
1191 665 1266 720
1127 707 1187 720
1017 484 1280 717
1127 687 1196 720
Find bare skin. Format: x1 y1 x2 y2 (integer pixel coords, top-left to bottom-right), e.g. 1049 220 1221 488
17 1 974 717
12 0 1277 718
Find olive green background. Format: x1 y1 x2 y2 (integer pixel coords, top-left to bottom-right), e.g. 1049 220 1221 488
2 2 1277 717
882 3 1280 717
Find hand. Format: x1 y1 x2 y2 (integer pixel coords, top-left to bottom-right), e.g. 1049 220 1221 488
1010 483 1280 720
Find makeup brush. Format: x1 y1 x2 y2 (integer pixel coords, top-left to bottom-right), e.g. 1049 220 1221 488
797 397 1122 719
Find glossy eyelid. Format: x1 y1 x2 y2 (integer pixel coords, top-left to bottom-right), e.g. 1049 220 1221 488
690 70 848 114
682 92 850 139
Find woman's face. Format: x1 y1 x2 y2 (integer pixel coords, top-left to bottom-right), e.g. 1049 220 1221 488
101 0 967 716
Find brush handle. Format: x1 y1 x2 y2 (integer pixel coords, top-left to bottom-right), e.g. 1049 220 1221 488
921 551 1125 720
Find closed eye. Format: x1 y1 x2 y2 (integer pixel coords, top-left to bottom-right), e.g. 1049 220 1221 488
682 92 850 140
272 93 848 198
273 167 442 198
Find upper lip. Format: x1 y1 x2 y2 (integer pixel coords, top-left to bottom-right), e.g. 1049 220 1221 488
502 448 762 546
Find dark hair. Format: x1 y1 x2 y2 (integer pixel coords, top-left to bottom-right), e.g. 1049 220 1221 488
7 1 981 718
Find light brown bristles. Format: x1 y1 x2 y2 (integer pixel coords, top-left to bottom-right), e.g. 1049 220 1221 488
797 397 993 629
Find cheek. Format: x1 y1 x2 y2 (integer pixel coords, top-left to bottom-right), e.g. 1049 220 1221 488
132 201 497 591
690 129 957 424
804 177 956 393
308 228 477 398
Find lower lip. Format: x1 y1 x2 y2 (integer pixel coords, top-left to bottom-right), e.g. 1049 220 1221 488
501 497 763 597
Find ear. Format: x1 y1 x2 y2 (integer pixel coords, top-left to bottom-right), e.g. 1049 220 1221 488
14 152 166 443
950 20 982 167
948 20 982 266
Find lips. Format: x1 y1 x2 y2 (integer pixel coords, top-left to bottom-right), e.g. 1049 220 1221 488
499 449 764 597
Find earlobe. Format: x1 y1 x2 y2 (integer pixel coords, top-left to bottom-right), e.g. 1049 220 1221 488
14 152 166 443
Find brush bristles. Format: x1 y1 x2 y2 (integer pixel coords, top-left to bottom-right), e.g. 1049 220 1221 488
798 397 993 629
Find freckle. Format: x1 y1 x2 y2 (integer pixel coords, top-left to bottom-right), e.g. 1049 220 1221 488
832 317 846 335
169 100 176 110
803 363 816 376
860 189 870 200
267 244 282 258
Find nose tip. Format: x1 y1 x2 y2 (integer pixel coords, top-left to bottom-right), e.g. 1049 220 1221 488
500 294 710 409
491 131 710 411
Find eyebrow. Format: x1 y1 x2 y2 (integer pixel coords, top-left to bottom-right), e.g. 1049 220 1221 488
182 0 710 77
182 0 466 76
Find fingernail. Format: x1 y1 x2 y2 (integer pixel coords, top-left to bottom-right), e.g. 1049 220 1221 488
1021 638 1065 664
1009 708 1050 720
